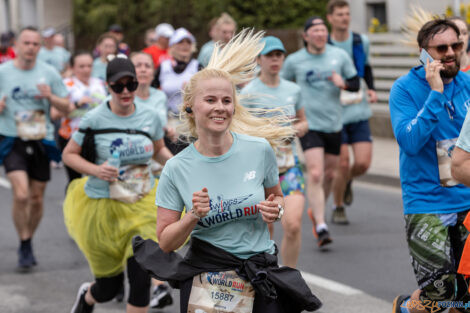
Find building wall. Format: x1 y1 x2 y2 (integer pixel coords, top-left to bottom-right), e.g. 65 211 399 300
0 0 71 33
350 0 454 33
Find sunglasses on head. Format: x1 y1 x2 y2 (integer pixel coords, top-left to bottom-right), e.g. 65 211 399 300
427 41 464 54
109 80 138 93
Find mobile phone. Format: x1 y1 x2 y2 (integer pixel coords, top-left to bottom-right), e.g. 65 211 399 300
419 49 434 67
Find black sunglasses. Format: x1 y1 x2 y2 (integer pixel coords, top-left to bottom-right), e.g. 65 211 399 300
109 81 138 93
427 41 464 54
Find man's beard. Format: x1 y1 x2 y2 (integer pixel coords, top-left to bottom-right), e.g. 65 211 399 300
440 56 460 78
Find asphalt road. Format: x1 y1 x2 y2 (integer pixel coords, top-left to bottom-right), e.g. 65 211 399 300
0 167 416 313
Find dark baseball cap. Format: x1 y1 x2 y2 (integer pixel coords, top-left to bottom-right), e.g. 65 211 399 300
304 16 326 31
106 56 136 83
109 24 123 33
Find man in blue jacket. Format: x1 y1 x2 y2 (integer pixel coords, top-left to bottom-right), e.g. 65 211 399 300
390 18 470 313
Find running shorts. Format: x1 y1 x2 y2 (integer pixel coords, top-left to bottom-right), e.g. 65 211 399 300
341 120 372 144
3 138 50 181
405 211 470 304
299 130 342 155
279 164 305 196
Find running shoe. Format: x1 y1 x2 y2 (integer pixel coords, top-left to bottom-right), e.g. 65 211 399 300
392 294 409 313
70 282 94 313
150 284 173 309
317 229 333 247
307 208 318 238
17 245 35 270
344 180 353 206
332 206 349 225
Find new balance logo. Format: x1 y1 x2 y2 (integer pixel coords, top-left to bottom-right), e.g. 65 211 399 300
243 171 256 182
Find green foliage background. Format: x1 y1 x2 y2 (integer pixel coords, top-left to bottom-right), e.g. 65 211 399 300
73 0 328 51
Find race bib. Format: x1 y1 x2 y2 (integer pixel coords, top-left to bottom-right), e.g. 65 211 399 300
188 271 255 313
15 110 47 140
340 87 364 106
436 138 459 187
109 164 152 203
276 145 295 174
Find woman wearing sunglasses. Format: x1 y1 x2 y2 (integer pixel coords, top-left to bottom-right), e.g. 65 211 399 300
62 55 173 313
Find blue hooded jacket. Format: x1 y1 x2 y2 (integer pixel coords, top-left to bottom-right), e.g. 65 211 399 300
390 65 470 214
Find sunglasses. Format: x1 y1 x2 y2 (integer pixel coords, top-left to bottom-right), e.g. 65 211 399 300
109 81 138 93
427 41 464 54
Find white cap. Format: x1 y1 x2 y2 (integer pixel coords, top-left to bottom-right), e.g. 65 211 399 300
155 23 174 40
41 27 56 38
169 28 195 47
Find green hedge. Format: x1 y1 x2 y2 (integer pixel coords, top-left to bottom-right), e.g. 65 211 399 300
73 0 327 51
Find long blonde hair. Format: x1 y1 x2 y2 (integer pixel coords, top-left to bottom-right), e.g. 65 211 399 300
178 29 295 149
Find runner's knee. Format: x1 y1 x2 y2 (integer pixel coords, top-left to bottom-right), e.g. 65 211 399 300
353 160 370 175
307 168 323 184
90 273 124 303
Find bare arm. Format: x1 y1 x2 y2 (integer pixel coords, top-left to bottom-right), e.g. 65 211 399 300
157 187 210 252
62 139 118 181
294 107 308 138
36 84 71 114
153 138 173 165
451 146 470 186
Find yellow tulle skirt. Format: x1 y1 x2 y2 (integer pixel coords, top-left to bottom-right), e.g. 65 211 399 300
63 177 160 278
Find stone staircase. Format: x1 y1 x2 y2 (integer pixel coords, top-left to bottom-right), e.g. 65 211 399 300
368 32 419 138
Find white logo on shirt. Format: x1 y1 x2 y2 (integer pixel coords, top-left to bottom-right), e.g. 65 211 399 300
286 96 294 104
243 171 256 182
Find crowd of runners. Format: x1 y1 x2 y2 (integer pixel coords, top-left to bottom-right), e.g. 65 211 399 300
3 0 470 312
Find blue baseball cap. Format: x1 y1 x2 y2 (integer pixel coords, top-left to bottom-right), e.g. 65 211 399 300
260 36 286 55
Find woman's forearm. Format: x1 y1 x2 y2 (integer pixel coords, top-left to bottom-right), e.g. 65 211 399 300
158 211 200 252
63 152 99 176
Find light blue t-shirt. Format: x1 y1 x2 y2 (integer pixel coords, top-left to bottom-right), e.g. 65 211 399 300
37 46 69 73
135 87 168 127
282 45 357 132
72 102 164 198
197 40 214 68
457 112 470 153
330 32 372 124
92 58 107 81
0 60 68 140
241 77 302 159
156 132 279 259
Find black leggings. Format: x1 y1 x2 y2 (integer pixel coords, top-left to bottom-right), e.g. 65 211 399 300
90 256 151 307
179 277 285 313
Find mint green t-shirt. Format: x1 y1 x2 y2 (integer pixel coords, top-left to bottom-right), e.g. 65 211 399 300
330 32 373 124
155 132 279 259
282 45 357 132
72 102 164 198
135 87 168 127
241 77 302 158
0 60 68 140
37 46 69 73
92 58 107 81
197 40 214 68
457 111 470 153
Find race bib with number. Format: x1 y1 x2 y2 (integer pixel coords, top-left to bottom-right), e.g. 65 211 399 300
340 87 364 106
15 110 47 140
109 164 152 203
436 138 459 187
276 145 295 174
188 270 255 313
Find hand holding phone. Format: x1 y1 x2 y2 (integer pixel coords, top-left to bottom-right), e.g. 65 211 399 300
420 49 434 67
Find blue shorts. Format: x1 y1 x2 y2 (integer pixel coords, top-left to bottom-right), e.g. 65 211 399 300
341 120 372 144
279 164 305 196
